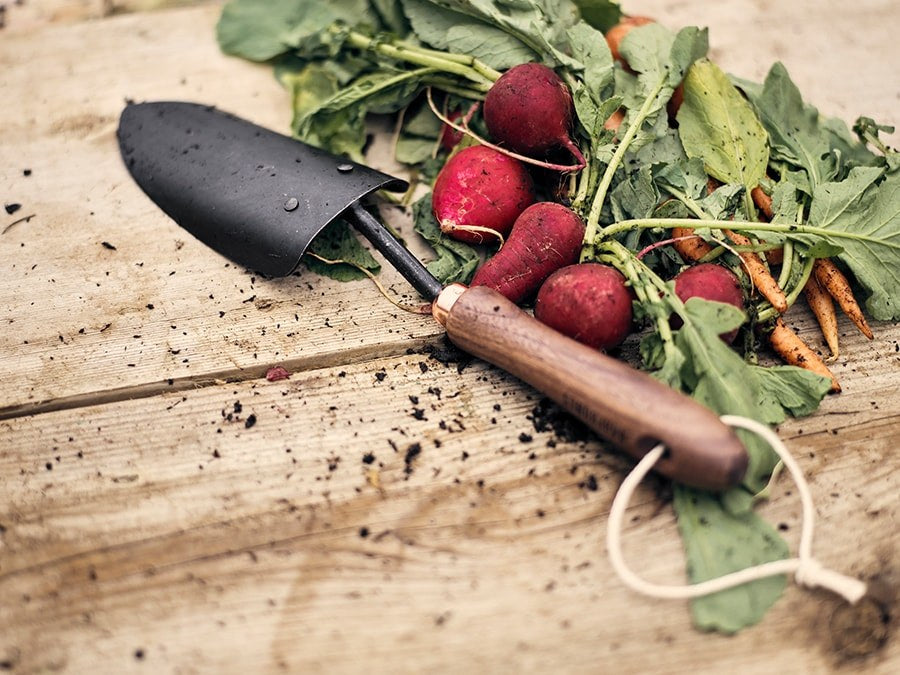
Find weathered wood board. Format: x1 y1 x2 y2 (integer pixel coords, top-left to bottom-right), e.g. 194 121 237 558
1 347 897 673
1 1 898 673
0 2 442 417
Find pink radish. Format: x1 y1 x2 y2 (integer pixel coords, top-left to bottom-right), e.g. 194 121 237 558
673 263 745 342
483 63 585 169
439 110 464 151
469 202 585 304
432 145 536 245
534 263 634 351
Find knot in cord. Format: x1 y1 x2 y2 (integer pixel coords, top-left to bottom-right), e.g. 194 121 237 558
794 558 867 603
794 557 825 588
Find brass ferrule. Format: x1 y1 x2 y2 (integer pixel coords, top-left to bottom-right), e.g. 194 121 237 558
431 283 467 327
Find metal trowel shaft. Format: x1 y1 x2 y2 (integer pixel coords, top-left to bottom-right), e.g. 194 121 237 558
346 202 443 301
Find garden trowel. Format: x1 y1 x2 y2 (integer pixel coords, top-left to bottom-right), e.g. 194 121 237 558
117 100 748 490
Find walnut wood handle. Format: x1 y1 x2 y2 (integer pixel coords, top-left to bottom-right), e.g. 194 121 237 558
433 284 748 490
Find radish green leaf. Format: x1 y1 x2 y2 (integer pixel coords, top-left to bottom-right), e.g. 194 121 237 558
401 0 535 69
677 59 769 201
412 194 481 284
675 486 789 635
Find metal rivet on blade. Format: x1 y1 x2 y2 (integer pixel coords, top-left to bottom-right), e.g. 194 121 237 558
283 197 299 211
336 163 354 173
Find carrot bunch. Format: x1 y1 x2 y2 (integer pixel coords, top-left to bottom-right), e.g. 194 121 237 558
754 186 874 391
669 181 875 392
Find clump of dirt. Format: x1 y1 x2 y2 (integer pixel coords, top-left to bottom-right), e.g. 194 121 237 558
528 397 594 443
418 337 473 373
403 443 422 476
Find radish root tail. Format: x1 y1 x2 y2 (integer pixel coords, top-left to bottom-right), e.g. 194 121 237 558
440 222 505 247
306 253 432 314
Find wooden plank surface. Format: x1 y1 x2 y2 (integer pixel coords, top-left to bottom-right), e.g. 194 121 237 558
1 348 897 673
0 1 440 416
2 0 898 412
1 0 899 673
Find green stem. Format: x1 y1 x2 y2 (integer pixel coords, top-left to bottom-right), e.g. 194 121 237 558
339 27 500 87
423 77 489 100
858 126 895 157
776 240 794 289
695 245 726 262
599 217 900 250
775 201 804 289
581 78 667 259
786 255 816 306
752 460 785 502
333 67 442 110
711 241 784 255
570 149 594 212
742 188 757 222
600 240 680 363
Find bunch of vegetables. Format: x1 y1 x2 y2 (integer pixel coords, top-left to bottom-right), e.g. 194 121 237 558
217 0 898 633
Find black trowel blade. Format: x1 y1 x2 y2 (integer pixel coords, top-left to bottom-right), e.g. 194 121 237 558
116 101 408 277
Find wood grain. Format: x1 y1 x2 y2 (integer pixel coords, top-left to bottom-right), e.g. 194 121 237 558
0 1 898 673
1 350 897 673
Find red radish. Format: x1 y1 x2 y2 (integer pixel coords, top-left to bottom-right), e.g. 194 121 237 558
432 145 536 244
667 83 685 121
534 263 634 351
605 15 655 65
673 263 745 342
439 110 464 151
470 202 584 304
483 63 585 168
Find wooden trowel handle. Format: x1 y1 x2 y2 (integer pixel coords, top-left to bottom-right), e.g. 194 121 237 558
433 284 748 490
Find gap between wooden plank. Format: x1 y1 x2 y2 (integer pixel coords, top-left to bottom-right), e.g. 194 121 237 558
0 335 439 421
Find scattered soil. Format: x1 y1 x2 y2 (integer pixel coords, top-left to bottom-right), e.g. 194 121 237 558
418 336 473 373
529 397 594 443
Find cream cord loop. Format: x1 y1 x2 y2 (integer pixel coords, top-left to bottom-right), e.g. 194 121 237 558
606 414 867 604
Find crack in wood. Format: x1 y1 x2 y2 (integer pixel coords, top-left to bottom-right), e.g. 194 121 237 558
0 336 438 421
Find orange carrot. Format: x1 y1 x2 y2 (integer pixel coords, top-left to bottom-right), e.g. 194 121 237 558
603 108 624 132
769 318 841 392
751 186 774 220
724 229 788 313
813 258 874 340
750 185 784 264
803 275 839 360
671 226 714 262
667 83 684 121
